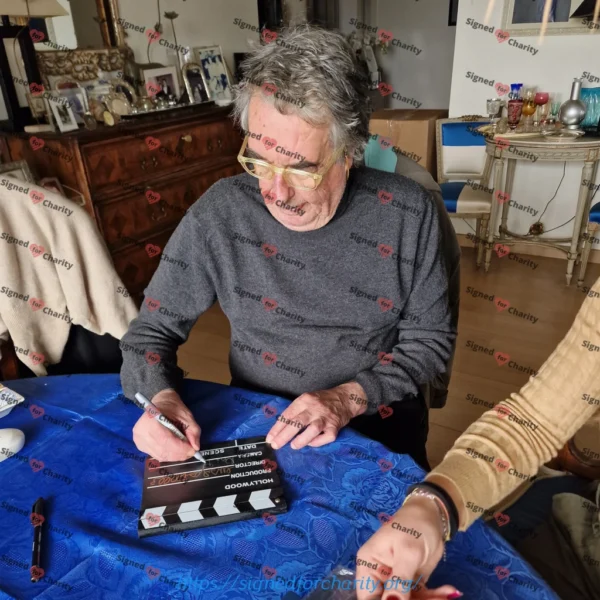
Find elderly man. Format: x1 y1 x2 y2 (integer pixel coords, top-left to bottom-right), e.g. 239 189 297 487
120 25 456 471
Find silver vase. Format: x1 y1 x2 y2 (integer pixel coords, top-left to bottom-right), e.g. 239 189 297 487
559 78 587 131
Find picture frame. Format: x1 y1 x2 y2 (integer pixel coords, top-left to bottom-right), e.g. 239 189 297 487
140 66 180 100
193 45 233 103
502 0 600 36
39 177 65 196
0 160 35 183
54 80 89 125
45 95 79 133
182 63 210 104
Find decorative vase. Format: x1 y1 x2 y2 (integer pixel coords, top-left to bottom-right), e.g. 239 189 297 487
559 78 587 131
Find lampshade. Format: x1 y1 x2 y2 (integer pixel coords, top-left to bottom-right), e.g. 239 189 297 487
1 0 68 17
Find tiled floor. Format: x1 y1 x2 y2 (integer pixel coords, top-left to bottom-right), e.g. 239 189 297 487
178 247 600 467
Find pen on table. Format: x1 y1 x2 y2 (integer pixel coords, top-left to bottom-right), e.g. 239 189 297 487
30 497 45 583
134 392 206 465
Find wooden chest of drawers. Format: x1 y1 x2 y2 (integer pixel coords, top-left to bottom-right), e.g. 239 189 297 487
2 105 243 304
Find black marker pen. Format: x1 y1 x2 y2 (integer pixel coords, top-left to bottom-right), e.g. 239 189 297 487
30 497 45 583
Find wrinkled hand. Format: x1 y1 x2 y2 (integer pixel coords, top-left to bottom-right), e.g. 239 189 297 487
265 381 367 450
355 497 461 599
132 388 201 462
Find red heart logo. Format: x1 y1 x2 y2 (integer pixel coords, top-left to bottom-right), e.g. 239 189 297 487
145 136 161 151
263 404 277 418
262 29 278 43
494 297 510 312
378 82 393 97
378 190 393 205
145 297 160 311
261 82 278 96
145 82 160 97
262 565 277 579
29 82 44 96
495 82 510 97
378 458 393 472
262 459 277 472
262 137 277 151
494 351 510 366
378 136 393 151
30 566 44 580
30 190 45 204
262 298 278 311
378 352 393 367
378 29 393 42
495 405 511 419
262 512 276 526
378 512 392 524
29 458 44 472
495 566 510 579
495 30 510 43
145 244 161 258
262 351 277 366
496 137 510 150
378 404 393 418
145 351 161 365
495 458 510 472
148 459 160 469
28 298 45 311
29 136 45 151
29 29 45 43
264 191 277 204
31 352 45 365
377 297 394 312
261 243 277 258
29 244 45 258
146 29 161 43
494 512 510 527
30 512 45 526
495 190 510 204
146 190 161 204
494 243 510 258
378 244 393 259
146 512 161 526
29 404 45 419
146 565 161 579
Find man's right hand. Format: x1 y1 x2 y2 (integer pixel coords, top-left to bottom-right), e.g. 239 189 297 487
132 389 202 462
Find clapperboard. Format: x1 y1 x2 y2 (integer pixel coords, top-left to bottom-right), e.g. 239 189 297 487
138 435 287 537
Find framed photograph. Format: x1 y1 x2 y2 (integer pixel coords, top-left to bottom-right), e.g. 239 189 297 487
140 66 180 100
193 45 233 103
54 81 88 125
182 63 210 104
39 177 65 196
502 0 600 36
45 95 78 133
448 0 459 26
26 93 47 119
0 160 34 183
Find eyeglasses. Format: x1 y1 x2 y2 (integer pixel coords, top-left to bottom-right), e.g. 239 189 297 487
237 135 346 191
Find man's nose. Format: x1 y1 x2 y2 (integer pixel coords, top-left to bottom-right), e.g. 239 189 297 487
270 173 294 203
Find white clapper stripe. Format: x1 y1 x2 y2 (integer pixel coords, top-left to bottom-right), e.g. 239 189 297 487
214 495 240 516
178 500 204 523
248 488 275 510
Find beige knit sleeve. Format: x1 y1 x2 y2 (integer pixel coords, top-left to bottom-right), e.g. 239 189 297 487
426 276 600 531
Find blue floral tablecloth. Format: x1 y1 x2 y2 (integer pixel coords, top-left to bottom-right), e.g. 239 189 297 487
0 375 557 599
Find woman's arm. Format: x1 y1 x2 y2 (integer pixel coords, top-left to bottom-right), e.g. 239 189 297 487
426 276 600 530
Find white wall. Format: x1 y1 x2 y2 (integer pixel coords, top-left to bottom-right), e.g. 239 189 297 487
118 0 259 75
374 0 456 109
449 0 600 242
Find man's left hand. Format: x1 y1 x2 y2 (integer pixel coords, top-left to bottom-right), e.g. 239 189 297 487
265 381 368 450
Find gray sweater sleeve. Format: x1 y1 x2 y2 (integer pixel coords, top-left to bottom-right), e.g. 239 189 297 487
119 212 216 401
353 192 456 413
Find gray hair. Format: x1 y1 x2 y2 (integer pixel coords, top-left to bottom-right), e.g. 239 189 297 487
232 24 371 164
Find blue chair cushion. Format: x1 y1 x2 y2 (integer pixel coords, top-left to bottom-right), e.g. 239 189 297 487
590 202 600 224
439 181 467 214
441 121 490 147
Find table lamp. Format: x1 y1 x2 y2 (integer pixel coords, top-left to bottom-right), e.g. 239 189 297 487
1 0 68 18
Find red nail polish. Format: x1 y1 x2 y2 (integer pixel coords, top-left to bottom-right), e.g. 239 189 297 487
447 592 463 599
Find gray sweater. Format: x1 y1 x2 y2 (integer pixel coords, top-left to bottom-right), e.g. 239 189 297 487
120 167 455 415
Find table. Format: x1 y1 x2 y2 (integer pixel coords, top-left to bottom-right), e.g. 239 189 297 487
0 375 557 599
482 136 600 285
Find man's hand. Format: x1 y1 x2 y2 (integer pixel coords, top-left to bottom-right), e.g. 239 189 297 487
132 389 202 462
265 381 367 450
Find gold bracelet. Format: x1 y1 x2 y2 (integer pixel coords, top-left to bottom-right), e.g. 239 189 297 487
403 488 451 546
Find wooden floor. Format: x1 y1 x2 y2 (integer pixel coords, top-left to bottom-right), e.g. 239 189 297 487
178 247 600 467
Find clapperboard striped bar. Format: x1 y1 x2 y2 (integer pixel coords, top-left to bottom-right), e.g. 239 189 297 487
138 436 288 537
